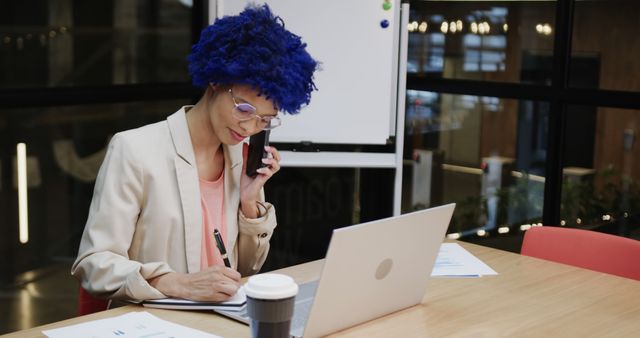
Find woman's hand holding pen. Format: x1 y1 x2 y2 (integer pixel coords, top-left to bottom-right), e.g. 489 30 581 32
178 266 241 301
149 267 241 302
240 144 281 218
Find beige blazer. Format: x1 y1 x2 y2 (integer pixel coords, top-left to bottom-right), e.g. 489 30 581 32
71 107 277 301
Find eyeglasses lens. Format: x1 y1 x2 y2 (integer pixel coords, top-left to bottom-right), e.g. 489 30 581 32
233 103 256 120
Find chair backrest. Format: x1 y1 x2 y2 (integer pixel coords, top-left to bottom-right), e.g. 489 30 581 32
77 287 110 316
521 226 640 281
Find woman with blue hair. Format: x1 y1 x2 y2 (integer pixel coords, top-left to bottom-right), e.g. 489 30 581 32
72 4 317 305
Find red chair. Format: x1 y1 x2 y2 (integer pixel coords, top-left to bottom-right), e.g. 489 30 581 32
77 287 110 316
521 226 640 281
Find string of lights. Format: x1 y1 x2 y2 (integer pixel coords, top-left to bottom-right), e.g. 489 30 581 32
408 19 553 36
1 26 70 51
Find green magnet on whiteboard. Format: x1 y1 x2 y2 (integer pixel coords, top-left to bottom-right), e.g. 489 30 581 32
383 2 392 10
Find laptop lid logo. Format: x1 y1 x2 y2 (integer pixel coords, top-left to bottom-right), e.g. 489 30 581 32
375 258 393 280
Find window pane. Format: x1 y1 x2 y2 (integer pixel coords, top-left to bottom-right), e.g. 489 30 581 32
0 0 193 89
0 99 190 282
403 91 548 250
571 0 640 92
561 105 639 239
408 0 556 84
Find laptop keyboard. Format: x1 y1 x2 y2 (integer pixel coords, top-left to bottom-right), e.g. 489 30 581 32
291 298 313 331
290 280 319 336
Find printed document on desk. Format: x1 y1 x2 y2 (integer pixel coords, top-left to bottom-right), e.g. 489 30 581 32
142 287 246 311
43 311 221 338
431 243 498 277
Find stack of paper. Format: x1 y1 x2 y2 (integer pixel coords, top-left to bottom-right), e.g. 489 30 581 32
431 243 498 277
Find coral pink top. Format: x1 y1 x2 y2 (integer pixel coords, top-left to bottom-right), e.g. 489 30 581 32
199 173 227 270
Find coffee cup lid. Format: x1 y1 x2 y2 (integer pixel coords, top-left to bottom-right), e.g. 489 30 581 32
244 273 299 300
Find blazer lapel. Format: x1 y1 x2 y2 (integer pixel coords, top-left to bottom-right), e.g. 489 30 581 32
223 142 243 268
168 108 202 273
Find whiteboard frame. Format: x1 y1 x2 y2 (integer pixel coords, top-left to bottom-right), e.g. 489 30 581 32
212 0 399 145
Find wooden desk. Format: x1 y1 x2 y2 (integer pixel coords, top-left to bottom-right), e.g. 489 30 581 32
4 242 640 337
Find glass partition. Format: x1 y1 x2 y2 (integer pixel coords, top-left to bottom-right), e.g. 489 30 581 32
561 105 639 238
403 90 548 250
408 0 556 84
571 0 640 92
0 0 193 89
0 99 190 277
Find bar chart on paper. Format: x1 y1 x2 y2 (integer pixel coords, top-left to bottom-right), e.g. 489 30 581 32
42 311 221 338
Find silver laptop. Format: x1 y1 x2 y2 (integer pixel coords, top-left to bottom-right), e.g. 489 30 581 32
216 203 455 338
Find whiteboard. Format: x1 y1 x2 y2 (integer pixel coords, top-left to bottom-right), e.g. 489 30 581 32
214 0 400 144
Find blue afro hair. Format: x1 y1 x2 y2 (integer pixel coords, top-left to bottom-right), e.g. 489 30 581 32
188 4 318 114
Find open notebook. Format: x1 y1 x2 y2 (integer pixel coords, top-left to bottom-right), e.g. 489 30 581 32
141 287 246 312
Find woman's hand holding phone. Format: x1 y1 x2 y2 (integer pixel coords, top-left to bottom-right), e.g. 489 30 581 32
239 135 281 218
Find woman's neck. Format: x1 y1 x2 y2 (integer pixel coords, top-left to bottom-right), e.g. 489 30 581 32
186 99 225 181
187 97 222 155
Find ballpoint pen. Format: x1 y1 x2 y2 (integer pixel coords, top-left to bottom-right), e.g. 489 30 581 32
213 229 232 268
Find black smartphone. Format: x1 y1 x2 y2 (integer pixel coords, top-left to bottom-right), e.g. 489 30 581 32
246 130 270 177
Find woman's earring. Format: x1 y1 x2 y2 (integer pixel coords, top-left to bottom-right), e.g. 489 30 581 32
209 84 218 98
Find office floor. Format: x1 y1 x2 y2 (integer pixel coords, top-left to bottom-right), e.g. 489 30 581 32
0 262 78 335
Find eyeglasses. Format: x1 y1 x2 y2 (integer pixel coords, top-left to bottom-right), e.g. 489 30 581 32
228 89 281 130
